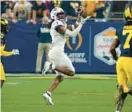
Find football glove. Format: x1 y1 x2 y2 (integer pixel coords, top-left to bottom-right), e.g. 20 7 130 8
12 49 20 55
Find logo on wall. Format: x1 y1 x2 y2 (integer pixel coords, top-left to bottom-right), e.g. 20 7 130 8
66 33 83 51
94 27 120 65
66 33 87 63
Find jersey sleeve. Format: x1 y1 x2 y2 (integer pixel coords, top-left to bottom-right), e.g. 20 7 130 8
0 45 13 56
1 50 13 56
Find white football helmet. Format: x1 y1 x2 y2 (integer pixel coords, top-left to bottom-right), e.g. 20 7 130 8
50 7 66 21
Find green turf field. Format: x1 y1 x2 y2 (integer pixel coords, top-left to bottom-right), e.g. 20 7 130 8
1 75 132 112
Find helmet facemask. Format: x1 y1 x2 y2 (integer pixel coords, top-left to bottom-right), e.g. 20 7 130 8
56 12 67 22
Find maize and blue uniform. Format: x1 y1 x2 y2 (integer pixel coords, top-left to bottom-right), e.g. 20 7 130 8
0 19 13 81
114 25 132 93
0 45 13 81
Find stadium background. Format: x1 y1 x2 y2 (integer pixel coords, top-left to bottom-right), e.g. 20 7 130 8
2 0 131 75
1 1 132 112
2 20 123 74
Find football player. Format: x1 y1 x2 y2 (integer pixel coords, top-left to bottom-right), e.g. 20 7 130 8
110 5 132 112
42 7 90 105
0 18 19 88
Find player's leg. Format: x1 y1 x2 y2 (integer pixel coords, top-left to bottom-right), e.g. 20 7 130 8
115 58 128 112
43 70 74 106
125 58 132 95
48 75 64 93
116 58 129 93
36 43 44 73
43 69 74 105
0 80 5 88
0 63 6 88
43 66 74 104
115 85 128 112
55 66 75 76
43 52 75 76
44 54 75 93
43 74 63 105
42 61 75 76
42 51 75 76
43 53 75 105
53 53 75 76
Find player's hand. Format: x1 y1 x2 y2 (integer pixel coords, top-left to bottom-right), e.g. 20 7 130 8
12 49 20 55
75 6 85 16
80 16 91 25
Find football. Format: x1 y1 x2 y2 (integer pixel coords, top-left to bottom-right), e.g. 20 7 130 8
75 6 85 16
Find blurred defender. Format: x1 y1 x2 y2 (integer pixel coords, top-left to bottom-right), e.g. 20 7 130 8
43 7 90 105
110 6 132 112
0 18 19 88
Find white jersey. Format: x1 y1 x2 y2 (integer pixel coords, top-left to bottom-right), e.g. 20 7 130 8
49 20 75 72
50 20 67 52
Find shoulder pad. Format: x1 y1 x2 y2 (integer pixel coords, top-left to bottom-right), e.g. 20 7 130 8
52 20 66 29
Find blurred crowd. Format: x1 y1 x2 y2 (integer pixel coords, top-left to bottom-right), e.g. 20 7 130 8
1 0 131 24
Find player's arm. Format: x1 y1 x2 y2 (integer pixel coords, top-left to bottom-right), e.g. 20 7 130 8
1 50 19 56
1 46 13 56
67 12 82 30
0 46 20 56
56 23 82 38
1 50 13 56
66 16 81 31
75 6 85 27
56 16 90 38
67 6 84 30
110 36 120 61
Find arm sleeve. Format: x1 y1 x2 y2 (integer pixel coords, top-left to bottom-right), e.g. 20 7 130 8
1 50 13 56
0 45 13 56
65 23 83 38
